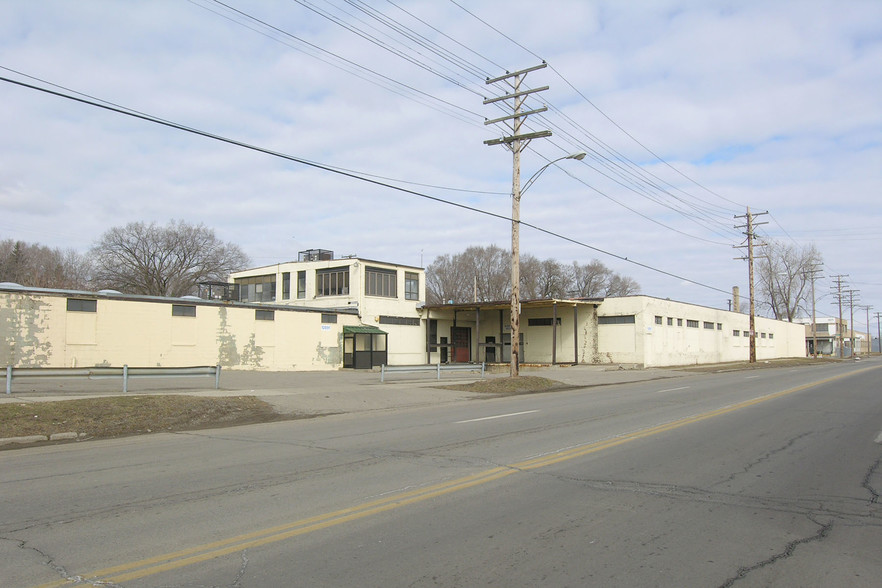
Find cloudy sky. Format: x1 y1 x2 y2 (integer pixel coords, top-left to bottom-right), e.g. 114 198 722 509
1 0 880 326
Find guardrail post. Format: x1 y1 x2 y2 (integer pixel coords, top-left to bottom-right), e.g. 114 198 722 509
481 362 485 378
215 364 221 390
6 366 11 395
381 364 386 383
123 364 128 394
436 362 441 380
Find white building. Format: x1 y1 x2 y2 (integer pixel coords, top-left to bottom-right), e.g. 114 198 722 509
229 249 426 368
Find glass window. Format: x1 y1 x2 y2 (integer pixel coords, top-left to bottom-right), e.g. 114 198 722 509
769 333 774 339
528 317 561 326
67 298 97 312
316 267 349 297
667 317 673 326
282 272 290 300
677 318 683 326
236 274 276 302
655 316 663 325
687 320 699 328
703 321 715 330
321 313 337 323
255 309 274 321
366 267 397 298
598 315 636 325
717 323 723 330
297 271 306 299
172 304 196 317
379 316 420 326
733 330 740 337
405 272 419 301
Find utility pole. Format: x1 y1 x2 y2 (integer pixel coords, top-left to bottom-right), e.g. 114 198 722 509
830 275 848 358
484 63 551 378
845 289 860 357
867 312 882 355
734 207 768 363
859 305 873 356
803 264 823 357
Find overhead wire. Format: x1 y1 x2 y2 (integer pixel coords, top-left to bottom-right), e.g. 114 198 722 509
0 72 731 296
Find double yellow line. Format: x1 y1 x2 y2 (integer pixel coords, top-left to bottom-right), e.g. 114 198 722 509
35 364 879 587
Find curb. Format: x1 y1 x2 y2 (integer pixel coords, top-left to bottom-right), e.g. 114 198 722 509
0 432 83 446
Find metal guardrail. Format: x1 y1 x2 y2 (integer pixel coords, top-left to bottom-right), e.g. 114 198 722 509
380 362 485 383
4 365 221 394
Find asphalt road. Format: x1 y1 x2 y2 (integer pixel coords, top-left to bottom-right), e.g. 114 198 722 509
2 359 880 587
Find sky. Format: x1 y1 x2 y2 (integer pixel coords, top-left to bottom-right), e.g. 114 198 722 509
1 0 880 329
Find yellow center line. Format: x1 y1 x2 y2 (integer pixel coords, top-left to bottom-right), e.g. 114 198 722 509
34 364 880 587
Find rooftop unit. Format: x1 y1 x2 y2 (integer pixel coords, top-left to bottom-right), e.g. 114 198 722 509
298 249 334 262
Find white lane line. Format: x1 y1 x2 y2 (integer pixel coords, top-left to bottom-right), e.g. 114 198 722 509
456 410 539 424
657 386 690 393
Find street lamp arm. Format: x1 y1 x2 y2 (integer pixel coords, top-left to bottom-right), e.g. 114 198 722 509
520 151 586 195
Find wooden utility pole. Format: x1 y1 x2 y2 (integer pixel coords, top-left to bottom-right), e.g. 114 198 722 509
875 311 882 355
484 63 551 377
845 288 860 356
860 305 873 356
803 265 823 357
734 207 767 363
831 275 848 357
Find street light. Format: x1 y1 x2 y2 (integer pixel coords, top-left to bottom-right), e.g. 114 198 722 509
509 151 587 378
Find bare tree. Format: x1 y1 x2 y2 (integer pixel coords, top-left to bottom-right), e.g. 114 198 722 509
0 239 92 289
757 240 822 321
427 246 639 303
90 220 250 297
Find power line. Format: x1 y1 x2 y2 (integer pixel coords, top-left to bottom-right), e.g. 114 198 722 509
0 72 731 297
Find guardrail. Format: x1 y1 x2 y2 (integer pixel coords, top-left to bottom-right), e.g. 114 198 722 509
4 365 221 395
380 362 485 383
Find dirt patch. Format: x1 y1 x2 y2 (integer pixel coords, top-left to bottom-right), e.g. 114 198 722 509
440 376 567 395
0 395 303 448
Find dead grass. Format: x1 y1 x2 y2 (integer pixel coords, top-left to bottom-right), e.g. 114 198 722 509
441 375 566 395
670 356 847 373
0 395 296 445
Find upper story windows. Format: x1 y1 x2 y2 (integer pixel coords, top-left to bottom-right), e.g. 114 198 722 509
405 272 419 301
237 274 276 302
316 267 349 297
365 267 397 298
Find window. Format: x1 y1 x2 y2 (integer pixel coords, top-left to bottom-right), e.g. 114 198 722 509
321 313 337 324
67 298 97 312
816 323 829 333
297 271 306 299
366 267 397 298
667 317 673 326
655 315 663 325
687 320 699 328
744 331 750 337
733 330 740 337
769 333 774 339
761 332 767 339
316 267 349 297
677 318 683 327
282 272 290 300
405 272 419 300
379 315 420 326
717 323 723 330
528 317 562 326
598 315 636 324
172 304 196 317
703 321 715 330
255 309 274 321
237 274 276 302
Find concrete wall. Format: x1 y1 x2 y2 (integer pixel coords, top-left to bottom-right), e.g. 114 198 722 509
0 288 359 371
597 296 806 366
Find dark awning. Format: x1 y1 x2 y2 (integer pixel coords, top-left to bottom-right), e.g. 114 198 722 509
343 325 387 334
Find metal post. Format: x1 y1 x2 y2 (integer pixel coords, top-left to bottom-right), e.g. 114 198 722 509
215 364 221 390
6 366 11 395
123 364 128 393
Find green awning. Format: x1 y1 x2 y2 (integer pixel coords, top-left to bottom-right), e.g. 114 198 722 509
343 325 387 334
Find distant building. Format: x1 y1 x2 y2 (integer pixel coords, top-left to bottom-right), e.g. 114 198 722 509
793 317 848 356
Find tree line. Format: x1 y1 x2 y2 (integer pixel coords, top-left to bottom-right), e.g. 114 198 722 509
0 220 249 298
426 244 640 304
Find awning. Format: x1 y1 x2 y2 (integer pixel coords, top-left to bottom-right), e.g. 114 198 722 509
343 325 387 334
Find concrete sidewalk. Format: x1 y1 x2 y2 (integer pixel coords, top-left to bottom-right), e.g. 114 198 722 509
0 364 688 416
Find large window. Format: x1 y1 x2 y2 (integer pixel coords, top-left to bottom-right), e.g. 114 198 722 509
366 267 397 298
405 272 419 300
297 271 306 299
172 304 196 317
316 267 349 297
237 274 276 302
379 315 420 326
687 319 699 328
255 309 275 321
282 272 290 300
528 317 561 326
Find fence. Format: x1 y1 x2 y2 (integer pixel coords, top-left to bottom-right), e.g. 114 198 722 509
380 362 485 383
4 365 221 395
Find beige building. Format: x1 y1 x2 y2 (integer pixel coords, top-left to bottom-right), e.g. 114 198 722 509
0 284 359 371
228 249 426 368
597 296 806 366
